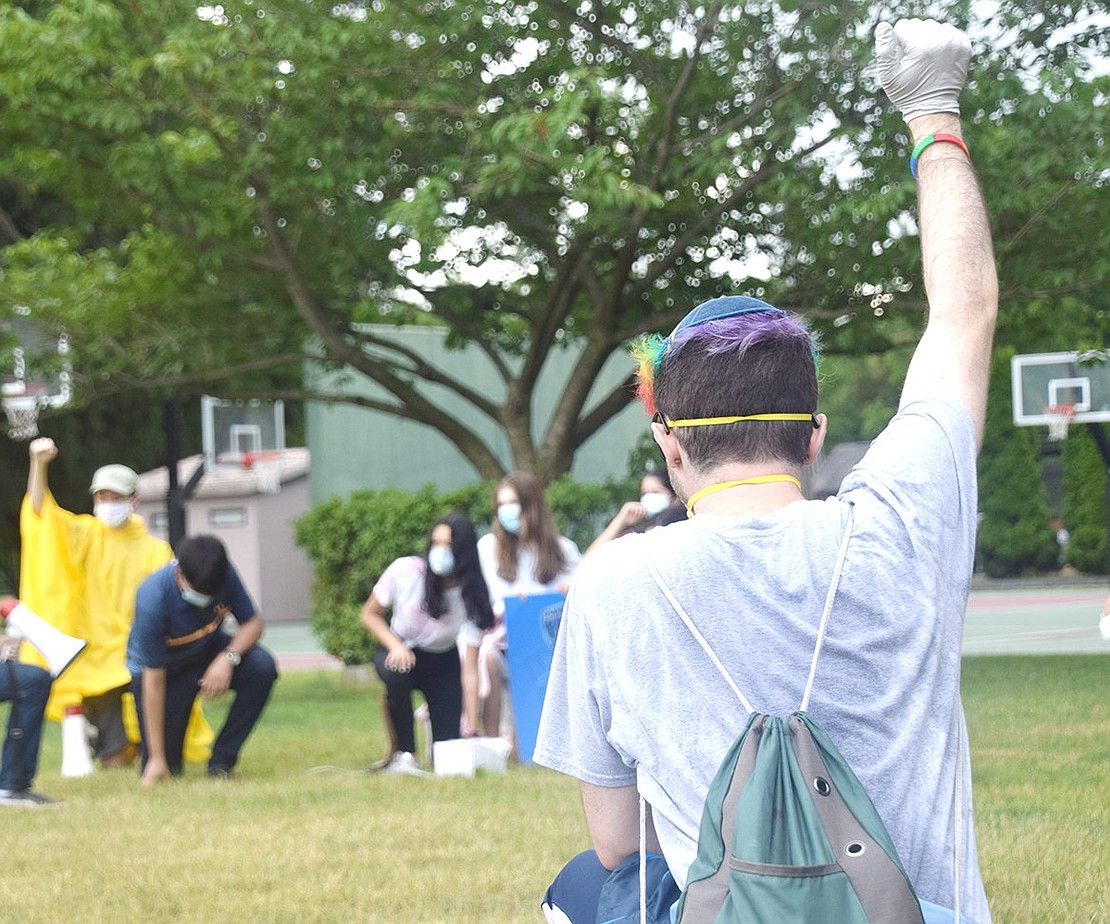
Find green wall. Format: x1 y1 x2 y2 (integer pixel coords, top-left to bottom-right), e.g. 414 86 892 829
305 326 646 501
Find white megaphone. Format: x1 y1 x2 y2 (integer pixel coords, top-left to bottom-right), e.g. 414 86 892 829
61 704 95 777
0 597 87 678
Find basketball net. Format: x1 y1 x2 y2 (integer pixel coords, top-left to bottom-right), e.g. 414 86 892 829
242 451 283 494
4 338 72 441
1044 404 1076 442
2 386 41 441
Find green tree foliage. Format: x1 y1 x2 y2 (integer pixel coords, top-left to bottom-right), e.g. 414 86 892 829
818 349 910 445
1061 426 1109 574
971 3 1110 355
977 351 1057 577
2 1 1105 482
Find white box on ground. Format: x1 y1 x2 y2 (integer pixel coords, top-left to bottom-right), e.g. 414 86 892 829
433 737 511 777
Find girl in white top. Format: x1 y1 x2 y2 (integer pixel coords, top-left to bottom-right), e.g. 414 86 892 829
476 471 581 738
361 513 494 771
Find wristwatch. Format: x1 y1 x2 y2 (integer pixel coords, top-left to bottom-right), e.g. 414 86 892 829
225 649 242 668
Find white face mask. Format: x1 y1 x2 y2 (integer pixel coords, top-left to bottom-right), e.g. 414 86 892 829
427 546 455 576
640 492 671 517
95 501 133 528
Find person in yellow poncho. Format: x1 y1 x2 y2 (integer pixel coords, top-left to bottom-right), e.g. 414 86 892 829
20 437 213 768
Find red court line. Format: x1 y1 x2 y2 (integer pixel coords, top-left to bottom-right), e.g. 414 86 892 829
967 626 1099 643
968 592 1105 610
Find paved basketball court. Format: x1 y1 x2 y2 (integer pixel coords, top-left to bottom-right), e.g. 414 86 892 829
963 581 1108 655
265 579 1110 671
265 621 344 671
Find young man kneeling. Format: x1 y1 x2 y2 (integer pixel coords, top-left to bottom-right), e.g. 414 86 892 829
128 535 278 785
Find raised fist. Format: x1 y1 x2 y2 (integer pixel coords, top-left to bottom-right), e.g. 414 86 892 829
29 436 58 463
876 19 970 124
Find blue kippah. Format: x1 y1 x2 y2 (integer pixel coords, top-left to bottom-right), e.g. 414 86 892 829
671 295 786 337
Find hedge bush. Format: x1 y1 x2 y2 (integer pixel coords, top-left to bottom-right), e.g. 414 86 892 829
1062 428 1109 574
976 351 1058 577
1064 524 1108 575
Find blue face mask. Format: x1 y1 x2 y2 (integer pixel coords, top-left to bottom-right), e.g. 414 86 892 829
497 503 522 535
181 587 213 608
427 546 455 576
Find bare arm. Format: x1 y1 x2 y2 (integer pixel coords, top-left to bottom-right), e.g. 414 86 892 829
360 593 415 672
900 111 997 445
198 614 266 698
581 781 662 870
228 613 264 655
586 502 647 555
26 437 57 515
877 19 998 448
461 643 480 734
140 667 170 787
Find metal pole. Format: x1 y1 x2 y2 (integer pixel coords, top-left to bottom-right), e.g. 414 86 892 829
164 400 186 551
163 400 206 552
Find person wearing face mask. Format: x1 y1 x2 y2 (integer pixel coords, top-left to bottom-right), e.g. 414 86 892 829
127 534 277 786
19 437 213 769
476 471 581 740
359 513 495 775
586 469 685 554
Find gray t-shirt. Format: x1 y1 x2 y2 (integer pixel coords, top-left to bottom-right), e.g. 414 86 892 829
534 397 990 923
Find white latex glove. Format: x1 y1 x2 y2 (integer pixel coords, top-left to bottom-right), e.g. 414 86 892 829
876 19 970 124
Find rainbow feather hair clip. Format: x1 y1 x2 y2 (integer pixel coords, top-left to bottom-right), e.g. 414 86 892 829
631 333 668 416
631 296 789 417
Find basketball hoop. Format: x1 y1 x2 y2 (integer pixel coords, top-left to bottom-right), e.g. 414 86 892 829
1044 404 1076 442
242 451 283 494
2 386 41 441
3 330 73 441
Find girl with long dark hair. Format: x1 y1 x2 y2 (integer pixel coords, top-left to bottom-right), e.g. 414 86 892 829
360 512 494 774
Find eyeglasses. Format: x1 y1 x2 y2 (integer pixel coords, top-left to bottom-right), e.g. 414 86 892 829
652 411 819 434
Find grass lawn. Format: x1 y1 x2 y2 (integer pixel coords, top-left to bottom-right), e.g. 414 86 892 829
962 655 1109 923
1 654 1106 922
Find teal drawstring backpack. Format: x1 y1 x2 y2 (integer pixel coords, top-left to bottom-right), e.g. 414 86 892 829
643 507 951 924
674 709 924 923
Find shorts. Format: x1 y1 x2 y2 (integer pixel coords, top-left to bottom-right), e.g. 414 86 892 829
542 850 678 924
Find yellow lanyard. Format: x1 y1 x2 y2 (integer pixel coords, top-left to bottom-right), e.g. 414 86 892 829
685 475 802 517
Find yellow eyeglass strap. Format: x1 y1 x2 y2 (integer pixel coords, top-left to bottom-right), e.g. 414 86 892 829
666 413 815 429
685 475 803 517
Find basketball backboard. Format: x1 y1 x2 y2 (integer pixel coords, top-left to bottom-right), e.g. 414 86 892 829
1011 351 1110 427
201 395 285 470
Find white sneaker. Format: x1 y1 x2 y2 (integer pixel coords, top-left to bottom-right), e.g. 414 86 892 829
1099 613 1110 642
0 789 62 808
381 752 431 778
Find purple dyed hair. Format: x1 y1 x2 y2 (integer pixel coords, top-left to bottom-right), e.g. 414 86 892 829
647 307 822 466
634 308 819 417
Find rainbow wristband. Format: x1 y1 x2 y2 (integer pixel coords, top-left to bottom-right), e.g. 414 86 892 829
909 133 970 179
